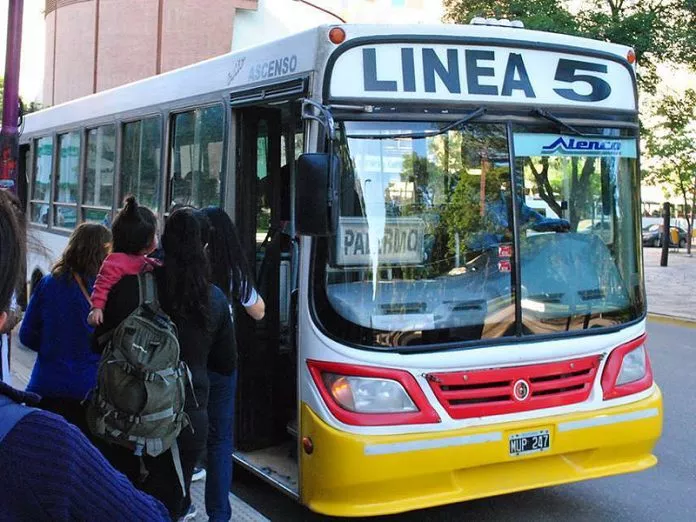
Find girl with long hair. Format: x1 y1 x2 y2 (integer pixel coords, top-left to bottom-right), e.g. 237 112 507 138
198 206 264 522
93 207 236 521
19 223 112 435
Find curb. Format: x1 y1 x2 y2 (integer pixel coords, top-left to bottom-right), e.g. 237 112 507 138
647 313 696 328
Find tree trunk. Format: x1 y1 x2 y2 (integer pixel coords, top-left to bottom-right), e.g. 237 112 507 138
689 176 696 255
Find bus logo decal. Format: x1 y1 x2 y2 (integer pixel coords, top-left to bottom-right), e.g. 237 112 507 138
227 58 246 85
541 137 622 156
513 379 530 401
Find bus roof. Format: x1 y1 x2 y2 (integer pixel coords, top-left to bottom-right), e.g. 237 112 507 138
22 23 634 136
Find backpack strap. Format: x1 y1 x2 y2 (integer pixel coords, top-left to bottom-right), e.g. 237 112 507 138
0 394 35 444
137 272 159 308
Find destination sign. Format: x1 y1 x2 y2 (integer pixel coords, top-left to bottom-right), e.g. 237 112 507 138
329 44 635 111
336 217 425 266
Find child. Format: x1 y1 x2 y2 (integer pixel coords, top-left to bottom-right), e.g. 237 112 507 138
87 196 160 326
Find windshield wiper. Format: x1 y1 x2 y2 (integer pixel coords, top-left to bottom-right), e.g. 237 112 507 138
345 106 487 140
531 108 614 138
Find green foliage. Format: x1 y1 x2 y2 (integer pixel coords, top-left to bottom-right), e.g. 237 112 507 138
442 0 696 93
645 88 696 250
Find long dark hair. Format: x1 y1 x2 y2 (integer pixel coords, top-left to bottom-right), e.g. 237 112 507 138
52 223 112 279
0 190 23 312
162 208 210 327
199 207 254 303
112 196 157 254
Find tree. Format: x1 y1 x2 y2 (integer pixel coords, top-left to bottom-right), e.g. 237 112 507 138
645 89 696 254
442 0 696 93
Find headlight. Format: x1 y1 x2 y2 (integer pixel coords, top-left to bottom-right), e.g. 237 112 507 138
601 335 653 400
322 373 418 413
616 345 647 385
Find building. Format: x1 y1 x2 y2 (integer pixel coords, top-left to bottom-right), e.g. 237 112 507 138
42 0 444 106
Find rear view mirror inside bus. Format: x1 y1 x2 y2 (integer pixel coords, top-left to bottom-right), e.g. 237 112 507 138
296 153 341 236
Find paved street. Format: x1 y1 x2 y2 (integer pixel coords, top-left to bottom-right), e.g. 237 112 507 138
10 321 695 521
231 320 696 521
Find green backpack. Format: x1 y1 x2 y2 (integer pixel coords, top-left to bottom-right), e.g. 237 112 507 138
87 272 192 492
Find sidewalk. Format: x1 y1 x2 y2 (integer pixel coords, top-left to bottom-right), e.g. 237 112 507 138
8 338 269 522
644 246 696 322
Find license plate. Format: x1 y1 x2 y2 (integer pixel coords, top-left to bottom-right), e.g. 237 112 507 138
509 429 550 456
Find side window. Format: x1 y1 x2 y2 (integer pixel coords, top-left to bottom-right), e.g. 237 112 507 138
53 131 80 229
83 124 116 224
122 117 162 212
169 104 225 209
256 120 270 246
30 136 53 225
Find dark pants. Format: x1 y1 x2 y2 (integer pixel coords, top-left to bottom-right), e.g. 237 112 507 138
39 396 91 439
101 442 202 520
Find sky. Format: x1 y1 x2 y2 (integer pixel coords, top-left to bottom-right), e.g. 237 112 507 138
0 0 45 102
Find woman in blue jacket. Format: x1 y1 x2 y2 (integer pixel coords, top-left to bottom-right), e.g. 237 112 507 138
20 223 111 436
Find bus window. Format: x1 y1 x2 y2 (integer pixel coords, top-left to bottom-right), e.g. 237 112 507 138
83 124 116 225
30 136 53 225
121 117 162 212
53 131 80 229
169 104 224 209
513 127 640 335
256 119 270 246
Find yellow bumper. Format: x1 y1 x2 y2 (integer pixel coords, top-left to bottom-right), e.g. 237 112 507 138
300 388 662 517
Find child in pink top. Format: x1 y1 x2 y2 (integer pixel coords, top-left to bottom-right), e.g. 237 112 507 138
88 197 160 326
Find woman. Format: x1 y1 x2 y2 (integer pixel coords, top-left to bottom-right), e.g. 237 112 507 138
199 206 264 522
19 223 111 435
93 208 235 521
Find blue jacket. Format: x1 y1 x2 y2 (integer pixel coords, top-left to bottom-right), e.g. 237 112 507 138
19 273 100 401
0 382 170 521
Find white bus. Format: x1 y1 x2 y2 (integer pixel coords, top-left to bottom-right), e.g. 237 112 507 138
20 22 661 517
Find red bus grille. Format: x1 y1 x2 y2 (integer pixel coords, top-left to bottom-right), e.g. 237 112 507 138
426 355 600 419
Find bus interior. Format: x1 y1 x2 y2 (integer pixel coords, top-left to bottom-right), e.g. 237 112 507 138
232 97 304 497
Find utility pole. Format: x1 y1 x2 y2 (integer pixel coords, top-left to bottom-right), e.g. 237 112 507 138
0 0 23 385
0 0 24 196
660 202 670 267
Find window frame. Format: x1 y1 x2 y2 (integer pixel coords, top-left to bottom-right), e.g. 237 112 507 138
51 130 82 231
166 102 227 211
29 135 55 228
82 123 117 225
119 114 164 214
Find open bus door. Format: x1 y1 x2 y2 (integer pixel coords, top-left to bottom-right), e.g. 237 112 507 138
233 104 299 496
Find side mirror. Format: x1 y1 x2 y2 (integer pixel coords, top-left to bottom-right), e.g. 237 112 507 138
295 153 341 236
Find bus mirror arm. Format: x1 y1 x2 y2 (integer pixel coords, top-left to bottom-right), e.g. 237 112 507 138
302 99 336 141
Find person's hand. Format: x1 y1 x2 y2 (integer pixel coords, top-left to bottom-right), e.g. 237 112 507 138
88 309 104 326
0 308 22 334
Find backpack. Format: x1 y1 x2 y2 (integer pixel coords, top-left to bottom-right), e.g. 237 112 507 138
86 272 192 493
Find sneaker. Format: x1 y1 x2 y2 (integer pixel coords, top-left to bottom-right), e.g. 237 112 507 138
178 503 198 521
191 466 206 482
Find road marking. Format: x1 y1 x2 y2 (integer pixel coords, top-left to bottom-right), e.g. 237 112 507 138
648 313 696 329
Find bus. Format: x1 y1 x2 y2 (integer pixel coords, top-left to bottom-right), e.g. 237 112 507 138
19 21 661 517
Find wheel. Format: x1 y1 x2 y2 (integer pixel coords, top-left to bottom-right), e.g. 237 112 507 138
653 238 660 248
680 238 687 248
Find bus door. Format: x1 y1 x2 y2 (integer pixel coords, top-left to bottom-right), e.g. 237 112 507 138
233 103 301 496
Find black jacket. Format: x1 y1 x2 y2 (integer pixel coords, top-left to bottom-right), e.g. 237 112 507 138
92 267 235 450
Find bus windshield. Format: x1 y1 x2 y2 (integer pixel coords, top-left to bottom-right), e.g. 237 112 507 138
313 120 645 349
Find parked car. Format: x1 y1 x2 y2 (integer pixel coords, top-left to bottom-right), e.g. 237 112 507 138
642 224 687 248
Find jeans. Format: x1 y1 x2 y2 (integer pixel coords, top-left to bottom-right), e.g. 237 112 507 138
206 370 237 522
